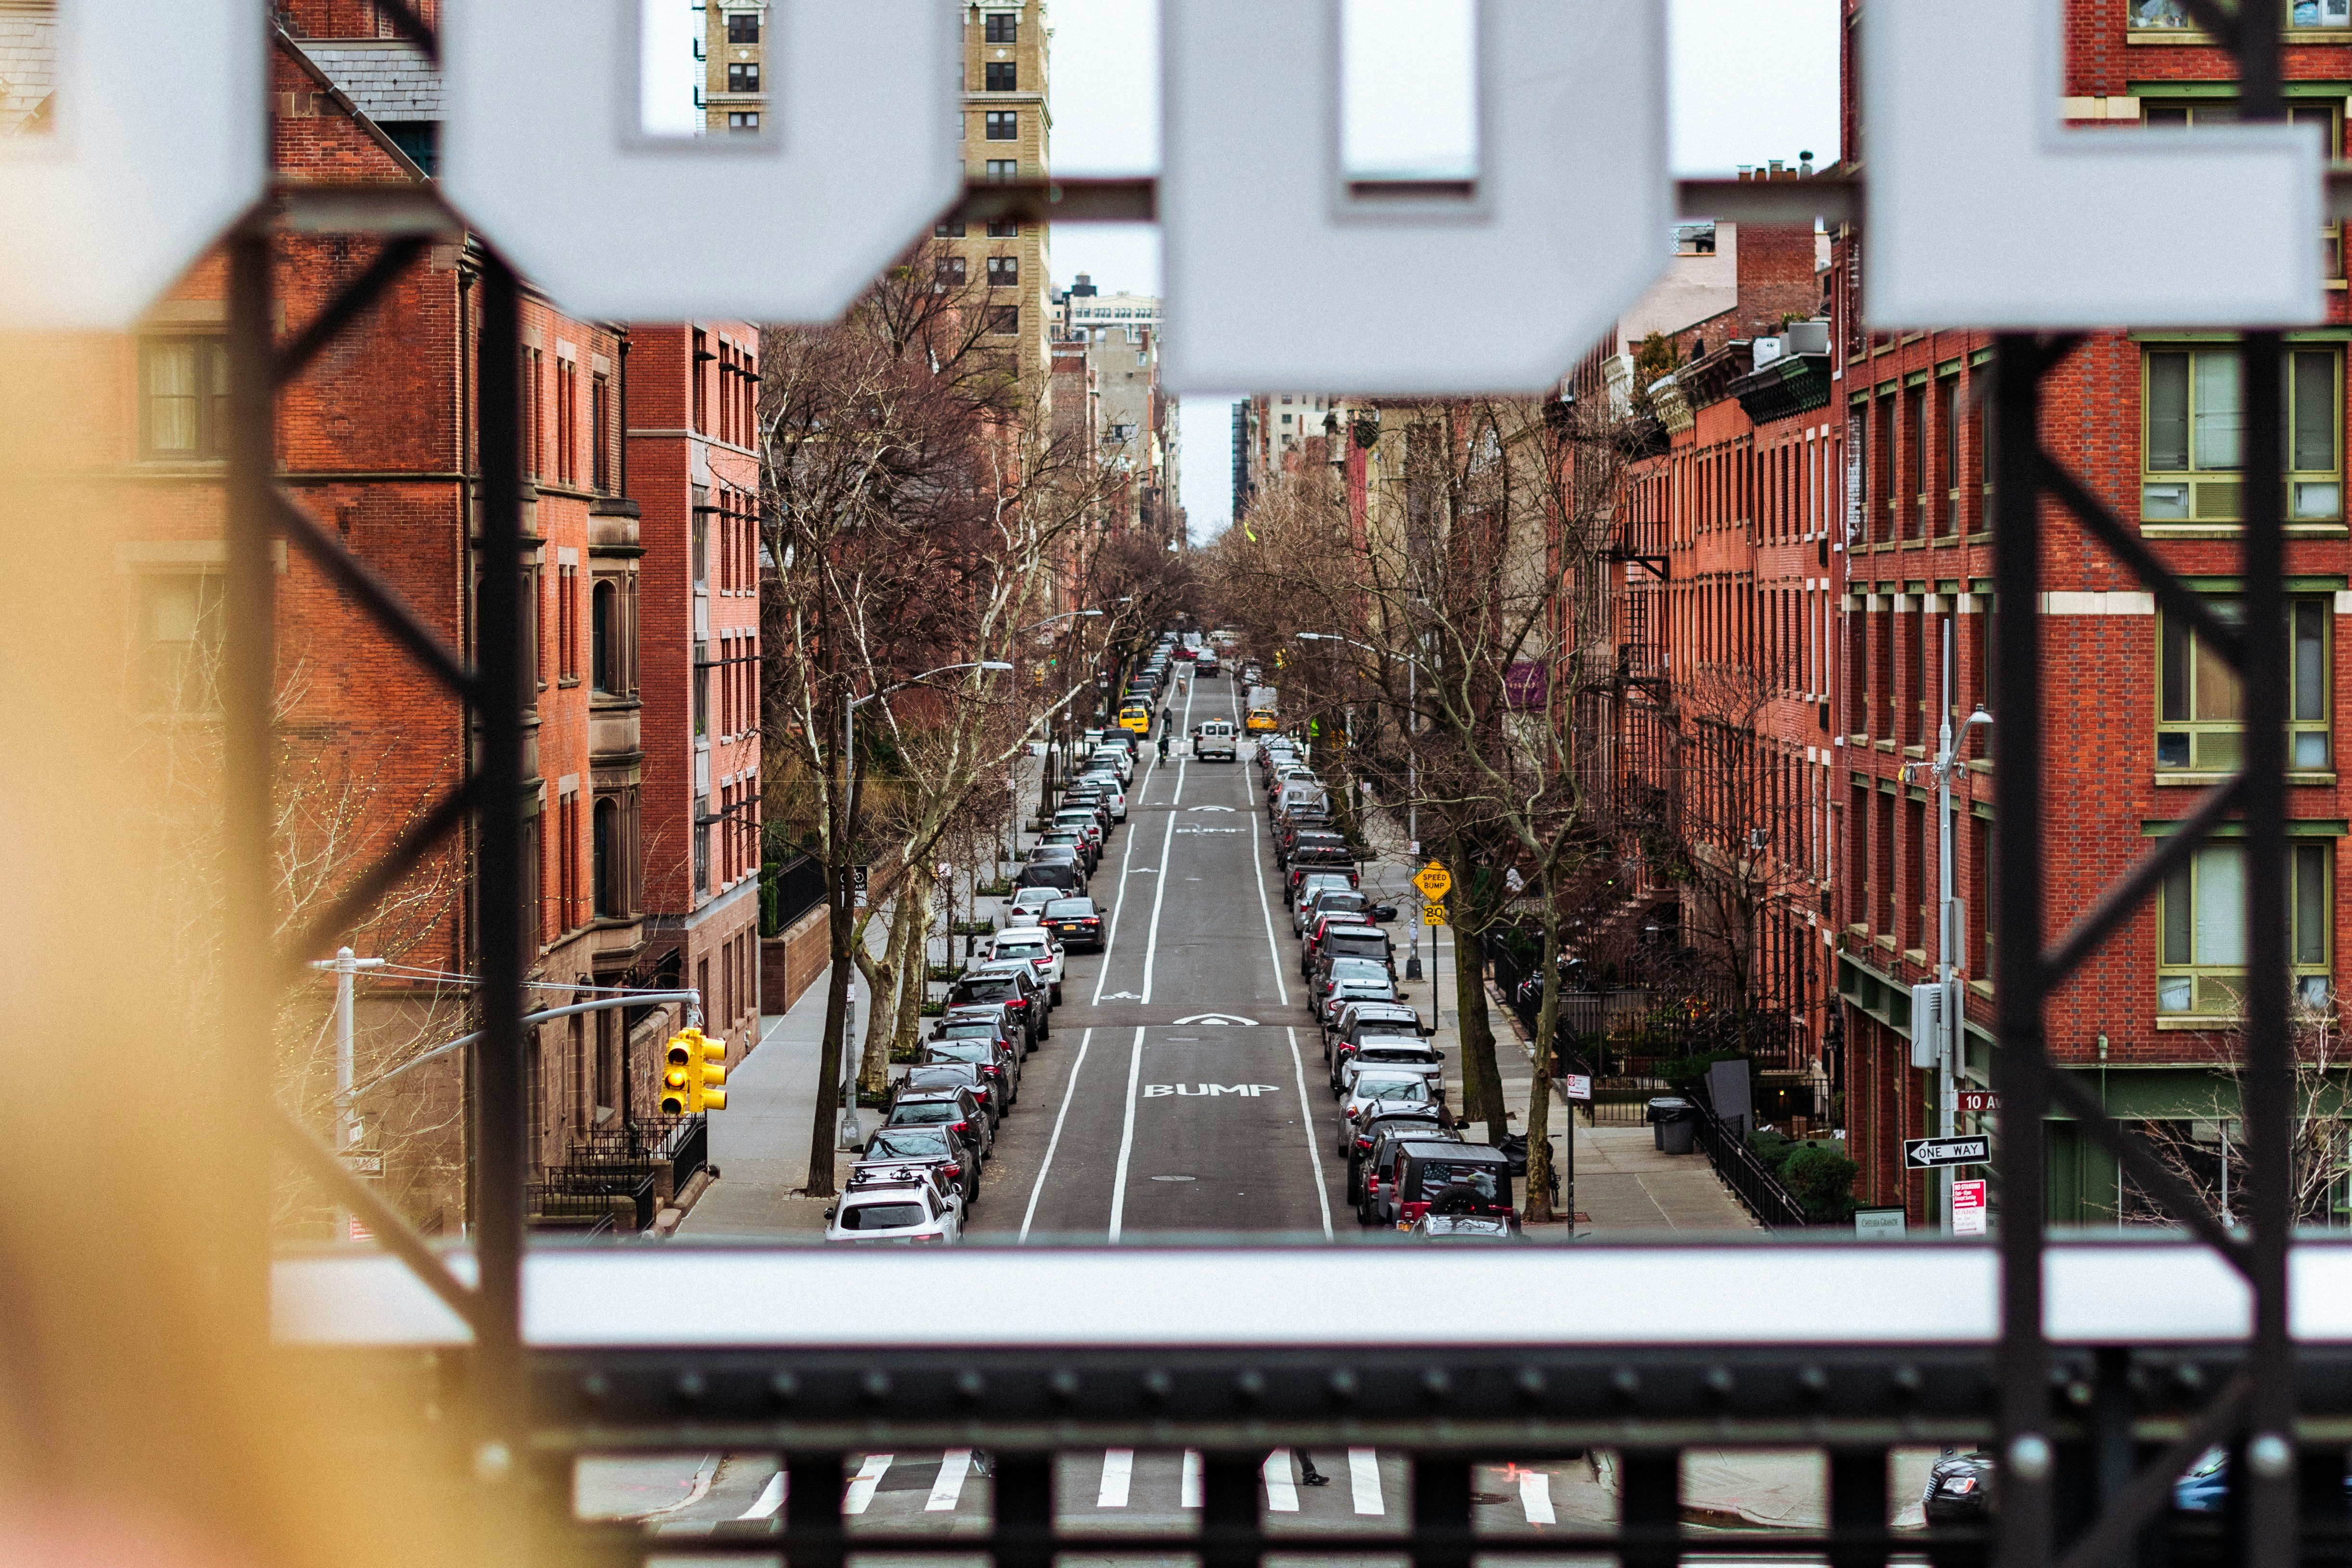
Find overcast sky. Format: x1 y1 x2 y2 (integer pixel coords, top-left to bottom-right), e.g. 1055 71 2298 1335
643 1 1841 541
1048 0 1841 540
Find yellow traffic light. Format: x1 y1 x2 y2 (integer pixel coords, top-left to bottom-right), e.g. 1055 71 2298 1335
661 1027 729 1114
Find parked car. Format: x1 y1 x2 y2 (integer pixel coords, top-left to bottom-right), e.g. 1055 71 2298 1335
983 928 1065 1004
1329 1001 1432 1064
902 1062 1002 1128
940 1001 1032 1058
1336 1072 1438 1152
1043 896 1106 952
1347 1107 1449 1201
1334 1041 1445 1100
1295 886 1373 935
923 1033 1019 1106
859 1125 978 1210
882 1087 993 1162
1286 858 1360 904
1920 1451 1994 1525
951 963 1052 1039
1038 829 1097 873
1013 859 1085 896
1358 1123 1461 1218
825 1170 962 1245
1382 1143 1514 1229
1000 886 1058 928
1078 774 1129 819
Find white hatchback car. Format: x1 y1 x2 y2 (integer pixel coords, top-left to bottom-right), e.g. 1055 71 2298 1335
1000 886 1057 928
983 928 1066 1004
1078 772 1128 819
824 1174 963 1245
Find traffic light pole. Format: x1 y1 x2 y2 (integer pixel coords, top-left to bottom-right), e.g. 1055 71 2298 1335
346 990 707 1102
309 946 386 1239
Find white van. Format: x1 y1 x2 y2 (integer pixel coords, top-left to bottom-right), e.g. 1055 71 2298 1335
1193 718 1238 762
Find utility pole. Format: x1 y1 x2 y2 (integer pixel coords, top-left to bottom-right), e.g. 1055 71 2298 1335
1927 618 1992 1233
309 945 385 1239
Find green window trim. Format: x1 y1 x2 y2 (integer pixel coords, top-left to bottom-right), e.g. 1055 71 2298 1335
2140 344 2343 525
2140 819 2350 837
2155 840 2334 1016
2175 574 2350 591
2155 596 2334 773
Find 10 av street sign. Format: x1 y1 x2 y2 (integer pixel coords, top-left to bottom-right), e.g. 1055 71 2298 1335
1904 1136 1989 1170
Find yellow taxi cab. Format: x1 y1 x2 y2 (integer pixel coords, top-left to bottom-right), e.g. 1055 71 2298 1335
1119 702 1153 734
1245 708 1278 733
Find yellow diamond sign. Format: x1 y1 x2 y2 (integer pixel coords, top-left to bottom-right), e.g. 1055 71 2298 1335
1412 861 1453 900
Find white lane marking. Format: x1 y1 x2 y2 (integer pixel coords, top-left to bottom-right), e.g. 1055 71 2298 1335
1246 796 1292 1006
739 1468 785 1520
1285 1026 1336 1240
1263 1450 1300 1513
1138 805 1179 1004
1182 1449 1203 1508
1018 1026 1094 1243
1108 1026 1145 1242
1097 1448 1134 1508
844 1453 892 1515
1088 750 1150 1006
1519 1468 1556 1525
927 1449 973 1511
1348 1448 1383 1516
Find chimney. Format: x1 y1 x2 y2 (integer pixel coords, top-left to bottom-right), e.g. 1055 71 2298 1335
1799 150 1815 176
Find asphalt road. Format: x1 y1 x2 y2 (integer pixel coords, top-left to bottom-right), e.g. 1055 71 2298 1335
973 667 1361 1245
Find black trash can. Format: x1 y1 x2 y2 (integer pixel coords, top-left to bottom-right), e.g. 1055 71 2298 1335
1646 1096 1695 1154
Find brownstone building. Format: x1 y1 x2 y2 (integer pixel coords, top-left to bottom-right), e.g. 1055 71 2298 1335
628 323 765 1069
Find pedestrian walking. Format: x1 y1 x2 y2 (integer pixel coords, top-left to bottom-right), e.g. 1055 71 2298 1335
1294 1448 1329 1486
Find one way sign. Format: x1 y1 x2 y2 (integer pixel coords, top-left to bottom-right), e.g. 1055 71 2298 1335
1903 1136 1990 1170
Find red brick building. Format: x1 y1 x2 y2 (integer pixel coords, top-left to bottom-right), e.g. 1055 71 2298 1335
627 323 765 1069
1830 0 2352 1225
1577 202 1842 1129
69 10 743 1233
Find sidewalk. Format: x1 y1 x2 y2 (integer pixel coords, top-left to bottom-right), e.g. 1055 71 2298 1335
1350 789 1756 1238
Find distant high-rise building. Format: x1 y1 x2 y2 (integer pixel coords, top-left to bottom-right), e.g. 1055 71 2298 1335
704 1 767 136
938 1 1052 387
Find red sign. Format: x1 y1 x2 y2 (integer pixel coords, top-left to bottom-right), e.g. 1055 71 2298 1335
1959 1090 2000 1114
1951 1178 1988 1237
1502 660 1549 710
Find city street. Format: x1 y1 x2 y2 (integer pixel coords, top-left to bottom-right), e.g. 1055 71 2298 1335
976 669 1391 1244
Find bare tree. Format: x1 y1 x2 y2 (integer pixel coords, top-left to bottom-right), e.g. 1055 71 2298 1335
2131 1002 2352 1227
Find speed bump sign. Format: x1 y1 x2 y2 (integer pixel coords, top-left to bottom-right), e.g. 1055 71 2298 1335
1412 861 1453 900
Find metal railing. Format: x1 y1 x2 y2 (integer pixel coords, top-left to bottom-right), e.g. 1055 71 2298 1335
1684 1087 1811 1231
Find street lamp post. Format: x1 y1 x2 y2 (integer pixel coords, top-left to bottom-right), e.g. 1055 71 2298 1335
1921 618 1992 1234
845 660 1019 805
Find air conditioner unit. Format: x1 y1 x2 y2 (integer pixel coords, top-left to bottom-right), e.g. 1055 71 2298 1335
1751 337 1786 369
1785 318 1831 355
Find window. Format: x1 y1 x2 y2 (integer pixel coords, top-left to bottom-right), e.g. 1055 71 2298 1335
2158 598 2332 772
727 12 759 43
727 61 760 94
591 579 617 692
136 572 224 712
691 330 707 433
380 121 439 176
985 158 1018 183
555 359 577 485
523 347 544 478
2159 842 2333 1014
694 642 710 740
1935 375 1958 536
728 112 760 133
985 62 1016 91
558 563 578 679
591 374 611 492
937 253 967 286
986 255 1018 286
692 501 708 590
2143 345 2341 523
695 800 712 895
934 219 968 238
985 11 1017 43
2132 0 2351 28
987 305 1019 335
593 797 620 917
140 338 229 459
558 793 579 932
985 110 1018 140
986 217 1020 238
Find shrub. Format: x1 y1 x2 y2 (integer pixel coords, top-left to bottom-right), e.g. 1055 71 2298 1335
1656 1049 1743 1094
1779 1141 1861 1225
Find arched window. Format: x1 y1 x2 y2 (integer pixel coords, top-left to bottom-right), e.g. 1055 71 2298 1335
591 579 616 693
593 797 620 917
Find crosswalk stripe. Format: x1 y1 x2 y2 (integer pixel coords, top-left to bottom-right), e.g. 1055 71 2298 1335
927 1450 973 1512
1262 1450 1298 1513
844 1454 893 1515
1347 1448 1383 1516
1181 1449 1202 1509
1518 1469 1555 1525
738 1469 784 1520
1097 1448 1134 1508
